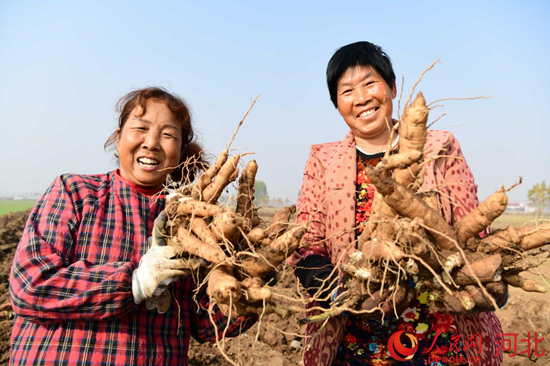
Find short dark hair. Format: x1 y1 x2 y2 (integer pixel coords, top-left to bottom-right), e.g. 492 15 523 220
326 41 396 108
104 87 207 183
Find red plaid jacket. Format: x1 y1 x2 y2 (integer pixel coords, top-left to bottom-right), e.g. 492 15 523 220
9 170 254 365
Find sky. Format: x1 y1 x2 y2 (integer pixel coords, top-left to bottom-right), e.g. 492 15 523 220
0 0 549 203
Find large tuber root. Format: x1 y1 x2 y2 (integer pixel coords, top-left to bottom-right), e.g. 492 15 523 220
454 187 508 245
239 225 306 278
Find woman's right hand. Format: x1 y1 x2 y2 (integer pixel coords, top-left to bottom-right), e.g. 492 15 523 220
132 212 190 305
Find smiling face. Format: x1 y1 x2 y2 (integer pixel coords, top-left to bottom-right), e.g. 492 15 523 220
336 65 397 151
116 101 182 189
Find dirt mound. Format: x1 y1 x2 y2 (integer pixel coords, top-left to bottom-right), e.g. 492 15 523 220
0 210 548 365
0 209 31 366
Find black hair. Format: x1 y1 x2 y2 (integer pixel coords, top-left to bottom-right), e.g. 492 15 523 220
326 41 396 108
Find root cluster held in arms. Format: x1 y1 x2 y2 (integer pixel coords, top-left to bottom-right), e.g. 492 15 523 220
301 92 550 325
160 143 305 318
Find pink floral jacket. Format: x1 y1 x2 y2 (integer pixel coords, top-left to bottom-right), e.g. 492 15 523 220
292 130 503 366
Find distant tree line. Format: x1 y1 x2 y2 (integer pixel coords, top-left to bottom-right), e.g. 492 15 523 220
528 181 550 217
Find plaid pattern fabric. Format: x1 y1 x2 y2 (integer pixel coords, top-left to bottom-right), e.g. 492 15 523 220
9 171 254 365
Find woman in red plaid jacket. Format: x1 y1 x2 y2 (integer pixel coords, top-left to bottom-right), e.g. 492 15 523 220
9 87 255 365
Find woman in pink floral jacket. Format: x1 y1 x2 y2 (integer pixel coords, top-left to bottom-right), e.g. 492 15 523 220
291 41 504 366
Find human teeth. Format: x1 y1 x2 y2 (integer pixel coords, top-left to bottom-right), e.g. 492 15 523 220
359 109 376 117
138 158 159 165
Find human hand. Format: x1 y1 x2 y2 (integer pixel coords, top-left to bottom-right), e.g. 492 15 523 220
486 281 509 308
145 289 172 314
132 211 190 305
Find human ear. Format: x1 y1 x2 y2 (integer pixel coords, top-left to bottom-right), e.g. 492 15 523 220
115 128 121 155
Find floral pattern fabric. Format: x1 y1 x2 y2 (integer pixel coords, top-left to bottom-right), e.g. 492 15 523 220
333 150 467 366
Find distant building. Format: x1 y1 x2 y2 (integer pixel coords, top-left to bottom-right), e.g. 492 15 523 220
506 202 525 212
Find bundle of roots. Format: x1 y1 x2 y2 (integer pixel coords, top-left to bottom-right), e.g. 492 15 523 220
156 103 305 318
301 91 550 324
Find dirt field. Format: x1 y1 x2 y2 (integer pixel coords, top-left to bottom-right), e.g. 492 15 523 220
0 209 548 365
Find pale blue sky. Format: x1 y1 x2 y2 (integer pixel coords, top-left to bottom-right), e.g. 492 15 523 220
1 0 548 203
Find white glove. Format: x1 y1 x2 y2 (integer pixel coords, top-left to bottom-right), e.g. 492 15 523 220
132 211 189 305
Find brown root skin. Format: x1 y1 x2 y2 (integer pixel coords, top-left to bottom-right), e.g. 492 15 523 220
240 225 306 278
236 160 260 228
361 239 405 262
341 253 382 283
398 92 429 153
360 192 397 247
453 254 502 285
241 277 264 288
244 227 266 245
210 210 244 246
193 149 229 199
355 285 415 319
441 251 491 274
243 286 273 302
421 192 440 212
477 230 512 253
479 223 550 252
454 188 508 244
392 92 429 188
176 226 227 265
229 168 240 183
429 282 507 314
175 199 223 217
259 238 273 247
429 289 474 314
392 162 422 191
517 224 550 250
366 166 458 250
245 160 258 185
503 274 546 293
381 151 423 171
202 154 241 203
266 205 296 240
218 299 292 319
189 217 218 246
207 265 242 304
406 218 429 256
302 280 414 324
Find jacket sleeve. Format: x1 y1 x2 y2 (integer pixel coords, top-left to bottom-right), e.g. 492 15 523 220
442 133 480 224
289 147 338 305
291 147 331 263
9 176 135 323
423 130 479 225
